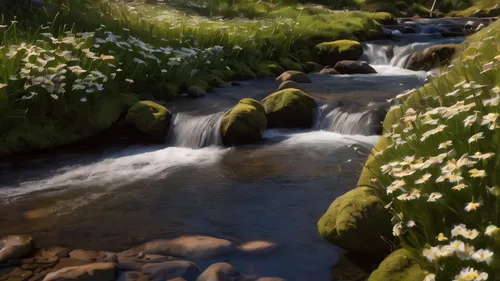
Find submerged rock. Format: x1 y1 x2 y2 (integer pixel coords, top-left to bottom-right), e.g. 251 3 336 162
367 249 427 281
277 81 305 91
319 67 340 75
43 263 116 281
315 40 363 66
125 236 238 260
317 187 392 253
69 250 99 262
333 61 377 75
407 44 458 71
141 261 199 281
125 100 172 143
220 98 267 146
0 235 34 262
195 263 239 281
276 71 311 84
304 61 324 73
261 88 316 129
238 241 277 255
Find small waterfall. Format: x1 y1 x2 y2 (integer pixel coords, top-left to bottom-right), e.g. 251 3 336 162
315 104 385 136
168 112 223 148
362 42 436 69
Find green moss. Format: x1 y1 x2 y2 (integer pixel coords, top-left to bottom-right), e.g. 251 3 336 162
125 100 171 143
315 40 363 66
220 98 267 145
368 249 427 281
261 88 316 129
370 12 396 25
318 186 392 253
279 58 304 71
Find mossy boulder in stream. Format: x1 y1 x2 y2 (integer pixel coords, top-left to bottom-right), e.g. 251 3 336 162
407 44 458 71
317 186 392 253
276 71 311 84
315 40 363 66
220 98 267 145
261 88 316 129
368 249 428 281
125 100 171 143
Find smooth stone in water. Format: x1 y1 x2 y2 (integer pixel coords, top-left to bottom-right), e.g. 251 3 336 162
195 263 239 281
96 252 116 263
117 271 147 281
141 261 199 281
261 88 316 129
7 268 33 281
333 61 377 75
277 81 305 91
52 259 91 271
43 263 116 281
238 241 277 255
127 236 238 260
38 248 70 259
276 71 311 84
0 236 34 263
69 250 99 262
319 67 340 75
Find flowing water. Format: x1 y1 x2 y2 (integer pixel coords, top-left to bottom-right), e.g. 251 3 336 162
0 19 471 281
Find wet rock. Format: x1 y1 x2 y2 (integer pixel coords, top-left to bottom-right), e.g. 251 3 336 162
27 274 43 281
304 61 324 73
35 256 59 267
315 40 363 66
334 61 377 75
116 257 143 271
21 259 34 265
317 187 392 254
53 259 91 271
277 81 305 91
20 265 39 271
238 241 277 255
255 278 286 281
96 252 116 263
0 236 34 263
7 268 33 281
187 86 207 99
276 71 311 84
43 263 116 281
141 261 199 281
401 26 416 34
168 279 187 281
127 236 237 260
407 44 458 71
367 249 426 281
38 248 69 259
196 263 239 281
125 100 172 143
319 67 340 75
440 26 464 37
69 250 99 262
117 271 148 281
220 98 267 146
261 88 316 129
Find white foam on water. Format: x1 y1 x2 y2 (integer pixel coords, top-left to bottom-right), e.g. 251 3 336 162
0 146 229 199
371 65 427 77
264 130 379 148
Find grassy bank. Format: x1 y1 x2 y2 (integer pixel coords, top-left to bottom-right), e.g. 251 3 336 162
0 0 389 156
365 19 499 280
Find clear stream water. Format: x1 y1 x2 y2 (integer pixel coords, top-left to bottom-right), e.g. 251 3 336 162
0 21 467 281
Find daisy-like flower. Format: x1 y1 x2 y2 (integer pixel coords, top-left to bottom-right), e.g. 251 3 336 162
465 202 481 212
387 179 405 194
449 240 465 252
481 113 498 130
427 192 443 202
469 169 487 178
462 228 480 240
452 183 468 191
452 224 467 237
438 141 452 150
485 225 498 236
50 94 58 100
125 79 134 84
453 267 488 281
447 173 464 183
471 152 495 160
483 95 500 106
423 246 440 262
472 249 494 264
392 222 402 236
0 83 7 89
407 220 416 228
437 232 448 241
456 243 475 261
424 274 435 281
463 114 477 127
468 132 484 143
80 97 87 102
416 173 432 184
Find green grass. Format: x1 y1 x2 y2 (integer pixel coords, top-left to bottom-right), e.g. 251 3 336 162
364 20 500 280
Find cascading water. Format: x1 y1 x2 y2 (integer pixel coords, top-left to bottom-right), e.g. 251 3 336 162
362 42 442 68
167 112 223 148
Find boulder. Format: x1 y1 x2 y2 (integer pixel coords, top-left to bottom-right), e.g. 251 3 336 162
367 249 427 281
371 12 396 25
117 271 147 281
440 26 464 37
43 263 116 281
69 250 99 262
195 263 239 281
317 187 392 253
407 44 458 71
304 62 324 73
238 241 277 255
38 248 70 259
401 26 416 34
220 98 267 146
6 268 33 281
187 86 207 98
125 236 237 260
277 81 305 91
125 100 171 143
334 61 377 74
319 67 340 75
141 261 199 281
53 259 90 271
315 40 363 66
261 89 316 129
0 235 34 262
276 71 311 84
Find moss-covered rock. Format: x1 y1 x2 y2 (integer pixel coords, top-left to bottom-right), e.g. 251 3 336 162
317 186 392 253
220 98 267 145
276 71 312 84
407 44 458 71
367 249 428 281
315 40 363 67
261 88 316 129
125 100 171 143
371 12 396 25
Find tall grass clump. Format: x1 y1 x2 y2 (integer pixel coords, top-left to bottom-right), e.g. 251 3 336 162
367 21 500 280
